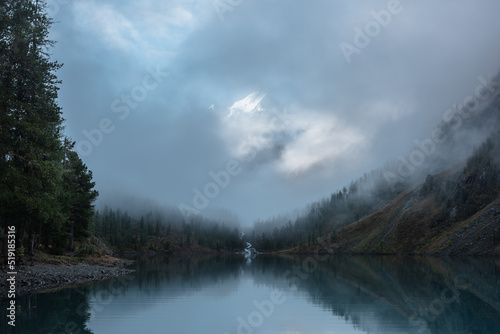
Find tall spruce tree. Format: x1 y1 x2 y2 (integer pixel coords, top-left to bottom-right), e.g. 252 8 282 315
0 0 98 256
61 138 98 251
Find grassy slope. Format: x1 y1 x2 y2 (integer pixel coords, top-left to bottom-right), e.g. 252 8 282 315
313 182 500 256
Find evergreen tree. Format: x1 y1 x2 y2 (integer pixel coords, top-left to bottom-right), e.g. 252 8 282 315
0 1 98 256
61 139 98 251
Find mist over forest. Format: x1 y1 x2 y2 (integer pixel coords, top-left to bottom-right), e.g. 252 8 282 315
2 0 500 256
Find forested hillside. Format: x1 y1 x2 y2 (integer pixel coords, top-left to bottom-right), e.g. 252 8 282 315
248 73 500 254
313 131 500 255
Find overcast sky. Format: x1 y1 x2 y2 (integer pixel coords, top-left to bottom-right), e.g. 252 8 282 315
48 0 500 225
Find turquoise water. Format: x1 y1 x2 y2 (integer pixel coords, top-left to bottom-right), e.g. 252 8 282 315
2 254 500 333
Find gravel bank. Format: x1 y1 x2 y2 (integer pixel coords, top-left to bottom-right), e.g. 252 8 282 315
0 262 134 296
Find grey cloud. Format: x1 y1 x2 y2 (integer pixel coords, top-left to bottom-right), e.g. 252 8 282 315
50 0 500 224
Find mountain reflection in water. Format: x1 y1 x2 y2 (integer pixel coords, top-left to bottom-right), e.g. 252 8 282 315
2 254 499 334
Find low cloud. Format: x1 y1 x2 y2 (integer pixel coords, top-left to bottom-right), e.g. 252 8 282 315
218 93 366 178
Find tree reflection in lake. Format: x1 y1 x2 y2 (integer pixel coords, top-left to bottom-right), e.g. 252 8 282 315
2 254 499 333
1 284 94 334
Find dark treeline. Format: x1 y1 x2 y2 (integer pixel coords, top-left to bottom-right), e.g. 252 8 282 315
249 170 406 251
0 1 98 256
93 207 244 253
442 130 500 222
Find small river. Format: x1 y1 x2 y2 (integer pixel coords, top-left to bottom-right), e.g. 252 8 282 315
2 254 500 333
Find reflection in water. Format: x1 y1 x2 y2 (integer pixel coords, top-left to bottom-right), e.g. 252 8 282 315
0 284 95 334
244 242 257 264
241 232 257 264
1 254 499 333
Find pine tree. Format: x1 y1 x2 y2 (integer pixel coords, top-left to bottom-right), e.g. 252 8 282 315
61 139 98 251
0 1 98 256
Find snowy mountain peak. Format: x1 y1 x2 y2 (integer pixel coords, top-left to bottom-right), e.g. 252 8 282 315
227 92 267 117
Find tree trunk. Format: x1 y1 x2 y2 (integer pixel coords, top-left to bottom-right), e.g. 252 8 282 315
28 232 35 256
44 228 49 250
69 223 74 251
2 219 9 260
17 216 26 252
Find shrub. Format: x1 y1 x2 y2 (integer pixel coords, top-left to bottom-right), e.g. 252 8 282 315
73 244 97 258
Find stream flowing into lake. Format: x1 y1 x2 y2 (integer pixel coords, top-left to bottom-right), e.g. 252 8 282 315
2 254 500 333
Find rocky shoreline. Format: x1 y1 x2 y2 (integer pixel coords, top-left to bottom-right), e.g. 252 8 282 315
0 261 135 296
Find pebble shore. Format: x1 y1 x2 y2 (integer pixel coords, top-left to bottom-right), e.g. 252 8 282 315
0 262 134 296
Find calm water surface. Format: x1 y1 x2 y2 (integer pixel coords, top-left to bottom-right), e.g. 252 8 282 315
2 254 500 333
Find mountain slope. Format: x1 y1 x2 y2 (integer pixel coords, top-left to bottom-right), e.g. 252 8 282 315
321 160 500 255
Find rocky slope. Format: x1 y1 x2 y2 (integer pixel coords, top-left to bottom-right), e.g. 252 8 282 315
316 161 500 255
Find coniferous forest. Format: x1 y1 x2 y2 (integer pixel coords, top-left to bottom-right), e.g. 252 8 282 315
0 0 98 256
